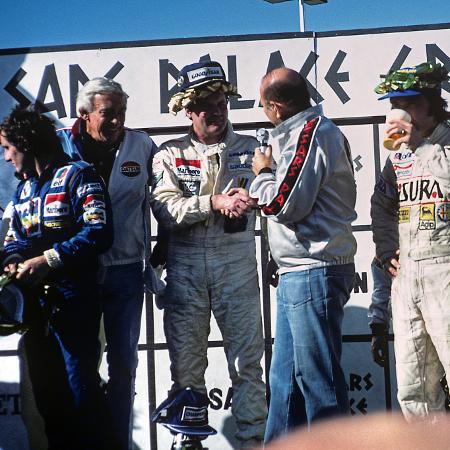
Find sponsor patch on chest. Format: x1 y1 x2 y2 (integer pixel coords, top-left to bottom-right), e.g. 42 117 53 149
44 193 69 217
15 198 41 236
175 158 201 178
418 203 436 230
437 202 450 222
120 161 141 177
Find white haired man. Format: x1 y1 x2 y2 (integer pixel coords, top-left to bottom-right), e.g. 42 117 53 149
58 77 157 450
151 61 267 449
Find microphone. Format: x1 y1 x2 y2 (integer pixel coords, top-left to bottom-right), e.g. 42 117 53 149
256 128 270 155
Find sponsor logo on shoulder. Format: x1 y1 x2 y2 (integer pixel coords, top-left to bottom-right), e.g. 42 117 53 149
50 166 71 188
83 194 105 210
393 151 413 161
120 161 141 177
77 183 103 197
83 208 106 225
44 193 69 217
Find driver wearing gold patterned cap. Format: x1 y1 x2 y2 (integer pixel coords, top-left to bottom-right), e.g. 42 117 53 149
371 61 450 422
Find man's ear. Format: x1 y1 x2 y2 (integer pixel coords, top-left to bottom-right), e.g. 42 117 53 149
80 111 89 121
272 101 285 121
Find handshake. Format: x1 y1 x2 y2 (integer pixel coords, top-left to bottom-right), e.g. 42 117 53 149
211 187 257 219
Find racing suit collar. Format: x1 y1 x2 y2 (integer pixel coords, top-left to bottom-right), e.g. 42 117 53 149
189 120 235 156
271 105 323 139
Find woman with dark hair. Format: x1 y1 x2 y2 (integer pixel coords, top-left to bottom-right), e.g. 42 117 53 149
0 105 113 449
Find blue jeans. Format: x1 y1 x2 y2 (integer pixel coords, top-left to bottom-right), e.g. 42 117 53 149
100 262 144 450
264 263 355 443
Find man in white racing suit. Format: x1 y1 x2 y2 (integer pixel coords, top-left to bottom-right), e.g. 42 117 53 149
150 61 266 449
371 62 450 420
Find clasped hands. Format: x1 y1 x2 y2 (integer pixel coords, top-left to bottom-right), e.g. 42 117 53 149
211 188 257 219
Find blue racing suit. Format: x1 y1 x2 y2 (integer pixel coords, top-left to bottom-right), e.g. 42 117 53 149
3 156 113 450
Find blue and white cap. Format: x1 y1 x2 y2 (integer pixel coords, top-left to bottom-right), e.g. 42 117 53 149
151 387 217 437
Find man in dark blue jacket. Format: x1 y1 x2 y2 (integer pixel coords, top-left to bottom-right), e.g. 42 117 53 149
0 105 113 450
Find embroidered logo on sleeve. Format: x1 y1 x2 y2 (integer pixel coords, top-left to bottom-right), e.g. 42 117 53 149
77 183 103 197
83 194 105 210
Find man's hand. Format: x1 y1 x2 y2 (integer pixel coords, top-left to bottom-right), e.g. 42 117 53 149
252 146 272 176
370 323 389 367
386 119 422 151
265 257 279 288
211 188 254 218
383 249 400 277
15 255 50 286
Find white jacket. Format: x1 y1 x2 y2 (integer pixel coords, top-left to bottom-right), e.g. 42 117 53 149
250 105 357 273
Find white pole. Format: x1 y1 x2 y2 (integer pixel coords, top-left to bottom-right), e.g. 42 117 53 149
299 0 305 32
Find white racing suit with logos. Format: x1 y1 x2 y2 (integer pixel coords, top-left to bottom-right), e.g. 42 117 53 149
150 123 266 447
371 121 450 420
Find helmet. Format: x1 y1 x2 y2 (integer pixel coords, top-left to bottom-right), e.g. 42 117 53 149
0 283 25 336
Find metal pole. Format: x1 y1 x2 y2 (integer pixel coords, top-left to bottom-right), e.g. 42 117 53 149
299 0 305 32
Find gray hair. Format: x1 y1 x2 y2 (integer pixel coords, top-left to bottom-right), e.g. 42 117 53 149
76 77 128 116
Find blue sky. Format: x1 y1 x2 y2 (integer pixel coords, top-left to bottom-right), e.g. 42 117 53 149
1 0 449 50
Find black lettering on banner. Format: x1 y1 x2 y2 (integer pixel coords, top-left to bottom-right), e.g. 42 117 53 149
426 44 450 94
36 64 67 118
227 55 255 110
350 397 368 415
349 373 362 391
353 272 368 294
349 372 373 392
300 51 324 104
353 155 363 172
0 393 21 415
389 45 412 72
69 65 89 118
259 50 286 108
208 388 223 410
159 59 181 114
324 50 350 104
224 387 233 410
4 68 31 107
103 61 125 80
208 387 233 410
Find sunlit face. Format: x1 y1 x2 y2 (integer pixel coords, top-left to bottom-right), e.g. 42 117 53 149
0 133 33 176
186 92 229 144
390 95 436 135
82 93 126 144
